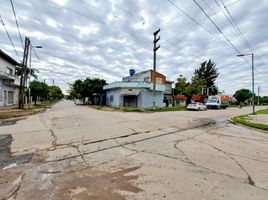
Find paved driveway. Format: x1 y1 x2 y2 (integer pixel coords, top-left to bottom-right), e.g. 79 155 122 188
1 101 268 199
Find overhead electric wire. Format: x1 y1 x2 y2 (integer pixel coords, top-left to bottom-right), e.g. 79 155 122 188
32 47 41 60
192 0 241 54
218 0 267 76
215 0 266 78
166 0 223 42
0 14 19 57
46 0 106 24
46 0 150 46
77 0 130 24
101 0 145 23
10 0 24 49
219 0 251 49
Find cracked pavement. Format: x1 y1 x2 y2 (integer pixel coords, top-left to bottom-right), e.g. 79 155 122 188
0 101 268 199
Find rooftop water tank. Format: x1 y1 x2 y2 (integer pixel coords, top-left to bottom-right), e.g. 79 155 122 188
129 69 136 76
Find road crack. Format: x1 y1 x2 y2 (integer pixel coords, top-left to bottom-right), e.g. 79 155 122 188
3 173 25 200
70 144 89 167
49 129 57 150
47 121 214 163
195 139 255 186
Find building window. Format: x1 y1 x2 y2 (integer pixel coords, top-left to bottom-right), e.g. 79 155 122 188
110 95 114 102
156 77 162 84
6 68 13 76
144 77 150 82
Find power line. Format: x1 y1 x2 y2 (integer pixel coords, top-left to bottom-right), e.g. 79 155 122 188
0 14 19 57
166 0 223 42
219 0 251 49
219 0 268 71
77 0 132 24
101 0 145 23
10 0 24 49
32 47 41 60
192 0 241 54
215 0 267 77
46 0 106 24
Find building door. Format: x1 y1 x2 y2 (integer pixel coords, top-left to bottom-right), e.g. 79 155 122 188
123 96 137 107
4 90 7 106
8 91 14 104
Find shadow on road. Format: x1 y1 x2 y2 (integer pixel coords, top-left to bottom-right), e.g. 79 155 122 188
0 134 32 168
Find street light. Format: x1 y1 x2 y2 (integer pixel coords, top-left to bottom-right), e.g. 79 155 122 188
28 45 42 106
236 53 255 114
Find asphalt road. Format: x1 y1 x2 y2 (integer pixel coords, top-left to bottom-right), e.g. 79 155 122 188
0 100 268 200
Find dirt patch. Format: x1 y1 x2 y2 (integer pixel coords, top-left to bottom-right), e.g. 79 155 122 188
53 166 142 200
12 165 142 200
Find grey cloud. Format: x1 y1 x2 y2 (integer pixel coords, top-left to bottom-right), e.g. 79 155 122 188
0 0 267 95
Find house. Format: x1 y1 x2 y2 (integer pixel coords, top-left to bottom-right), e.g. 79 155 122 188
191 95 205 103
0 49 20 107
173 95 187 107
103 69 168 108
164 80 173 107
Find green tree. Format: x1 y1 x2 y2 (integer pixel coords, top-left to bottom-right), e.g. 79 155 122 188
48 85 63 100
260 96 268 104
69 78 106 104
194 59 219 95
233 89 253 104
175 74 189 95
15 65 38 79
29 80 49 105
186 75 206 96
71 79 84 98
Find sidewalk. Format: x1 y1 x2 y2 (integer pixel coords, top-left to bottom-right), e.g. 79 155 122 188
0 105 17 111
247 114 268 125
232 107 268 131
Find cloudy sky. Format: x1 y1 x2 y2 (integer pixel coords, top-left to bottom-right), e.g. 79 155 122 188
1 0 267 95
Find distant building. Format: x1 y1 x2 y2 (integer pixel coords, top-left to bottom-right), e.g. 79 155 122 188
0 50 20 107
173 95 187 107
103 69 171 108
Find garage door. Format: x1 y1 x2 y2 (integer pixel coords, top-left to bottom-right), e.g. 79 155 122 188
123 96 137 107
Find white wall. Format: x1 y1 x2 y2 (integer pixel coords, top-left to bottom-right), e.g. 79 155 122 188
106 88 165 108
0 79 3 106
0 57 19 107
122 71 151 82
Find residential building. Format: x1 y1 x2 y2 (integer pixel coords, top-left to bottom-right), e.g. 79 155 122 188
103 69 168 108
0 49 20 107
173 95 187 107
164 80 173 107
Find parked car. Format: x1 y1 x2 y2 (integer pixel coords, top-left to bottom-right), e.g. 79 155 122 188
74 99 84 105
187 102 207 111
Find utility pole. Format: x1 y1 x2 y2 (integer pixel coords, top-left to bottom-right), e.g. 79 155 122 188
18 37 30 109
152 28 160 108
237 53 255 114
257 86 260 105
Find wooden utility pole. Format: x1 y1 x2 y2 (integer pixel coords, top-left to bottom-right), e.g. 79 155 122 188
153 28 160 108
18 37 30 109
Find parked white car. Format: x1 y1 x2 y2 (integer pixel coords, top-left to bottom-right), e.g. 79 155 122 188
74 99 84 105
187 102 207 111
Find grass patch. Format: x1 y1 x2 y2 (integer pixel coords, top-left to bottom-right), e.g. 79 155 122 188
146 106 187 112
232 113 268 131
256 108 268 114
